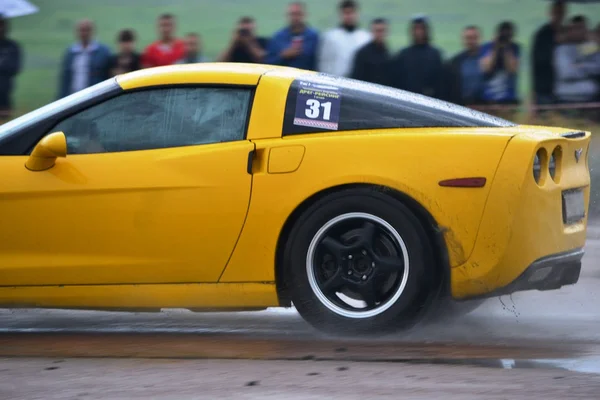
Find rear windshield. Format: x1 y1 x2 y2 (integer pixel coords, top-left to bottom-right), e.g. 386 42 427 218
282 73 515 136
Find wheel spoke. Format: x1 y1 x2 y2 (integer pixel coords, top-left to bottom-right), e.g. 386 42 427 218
374 255 404 274
358 221 376 249
320 236 350 258
357 281 379 308
321 269 345 294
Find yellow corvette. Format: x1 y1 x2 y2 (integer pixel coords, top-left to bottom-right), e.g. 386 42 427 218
0 63 591 334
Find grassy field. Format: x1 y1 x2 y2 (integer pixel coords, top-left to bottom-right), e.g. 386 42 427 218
10 0 600 113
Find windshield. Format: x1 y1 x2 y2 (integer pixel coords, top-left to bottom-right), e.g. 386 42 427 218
0 79 119 143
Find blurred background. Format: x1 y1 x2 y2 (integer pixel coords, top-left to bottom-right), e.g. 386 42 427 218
2 0 599 217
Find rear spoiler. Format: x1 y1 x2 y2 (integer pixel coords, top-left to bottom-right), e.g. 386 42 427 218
561 131 586 139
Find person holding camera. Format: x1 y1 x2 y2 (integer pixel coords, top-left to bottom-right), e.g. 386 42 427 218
218 16 267 64
479 21 521 105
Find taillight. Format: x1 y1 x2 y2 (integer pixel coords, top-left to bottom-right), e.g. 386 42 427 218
549 146 562 182
533 148 545 184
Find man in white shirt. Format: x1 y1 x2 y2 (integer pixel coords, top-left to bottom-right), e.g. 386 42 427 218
58 19 111 98
317 0 371 77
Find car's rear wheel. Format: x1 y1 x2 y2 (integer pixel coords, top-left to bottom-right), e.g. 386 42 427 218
283 187 436 335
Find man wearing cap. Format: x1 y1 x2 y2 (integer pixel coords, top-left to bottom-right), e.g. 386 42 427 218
0 15 22 121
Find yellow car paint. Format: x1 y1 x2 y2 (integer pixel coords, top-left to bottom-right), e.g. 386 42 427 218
0 141 254 286
451 128 590 298
0 63 591 311
116 62 270 89
221 129 514 282
0 283 277 310
267 145 306 174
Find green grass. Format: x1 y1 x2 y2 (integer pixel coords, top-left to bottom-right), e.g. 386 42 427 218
11 0 600 113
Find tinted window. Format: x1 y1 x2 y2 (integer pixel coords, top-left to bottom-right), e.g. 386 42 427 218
52 87 252 154
0 79 120 152
282 74 515 136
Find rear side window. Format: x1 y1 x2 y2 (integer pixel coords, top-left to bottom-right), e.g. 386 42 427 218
52 87 252 154
282 74 515 136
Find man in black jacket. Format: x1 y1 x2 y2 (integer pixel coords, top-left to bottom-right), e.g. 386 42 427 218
444 25 484 105
388 15 443 98
531 0 566 106
0 15 22 121
350 18 390 85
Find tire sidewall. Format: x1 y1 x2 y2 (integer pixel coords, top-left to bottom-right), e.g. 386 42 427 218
284 188 434 335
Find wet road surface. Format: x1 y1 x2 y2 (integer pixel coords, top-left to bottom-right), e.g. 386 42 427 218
0 229 599 398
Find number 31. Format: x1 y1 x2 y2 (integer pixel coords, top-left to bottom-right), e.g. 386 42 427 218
305 99 332 120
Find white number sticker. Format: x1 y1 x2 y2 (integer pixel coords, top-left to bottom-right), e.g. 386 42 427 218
321 101 332 120
305 99 320 119
304 100 333 121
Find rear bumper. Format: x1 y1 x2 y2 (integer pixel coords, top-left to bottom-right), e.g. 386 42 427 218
449 130 590 300
473 248 584 299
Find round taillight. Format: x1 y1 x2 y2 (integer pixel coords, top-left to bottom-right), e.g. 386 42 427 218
533 148 549 185
549 146 562 182
533 149 543 184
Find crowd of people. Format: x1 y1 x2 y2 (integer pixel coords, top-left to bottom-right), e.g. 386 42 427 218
0 0 599 122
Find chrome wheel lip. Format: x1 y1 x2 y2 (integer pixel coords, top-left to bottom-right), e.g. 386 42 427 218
306 212 410 319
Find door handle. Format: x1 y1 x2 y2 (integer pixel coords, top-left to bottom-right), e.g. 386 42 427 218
247 150 254 175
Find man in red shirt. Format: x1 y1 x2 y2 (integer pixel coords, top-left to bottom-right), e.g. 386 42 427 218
141 13 185 68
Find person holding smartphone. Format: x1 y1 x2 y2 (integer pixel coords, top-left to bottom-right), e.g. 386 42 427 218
218 16 267 63
266 2 319 70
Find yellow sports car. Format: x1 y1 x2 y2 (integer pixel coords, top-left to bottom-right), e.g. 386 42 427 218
0 63 591 334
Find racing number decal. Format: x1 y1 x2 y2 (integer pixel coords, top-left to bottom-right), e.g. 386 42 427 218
294 81 341 130
304 99 332 120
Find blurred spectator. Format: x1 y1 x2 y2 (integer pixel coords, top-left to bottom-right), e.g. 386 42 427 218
177 33 208 64
266 2 319 70
389 15 443 98
218 17 267 63
479 21 521 104
350 18 390 85
531 0 566 106
0 14 21 121
595 24 600 88
318 0 371 77
109 29 140 76
554 16 599 104
141 14 185 68
444 26 484 105
58 19 111 99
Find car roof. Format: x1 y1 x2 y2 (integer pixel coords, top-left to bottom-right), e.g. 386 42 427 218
116 62 312 90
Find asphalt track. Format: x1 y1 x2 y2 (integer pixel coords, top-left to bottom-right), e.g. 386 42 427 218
0 226 599 398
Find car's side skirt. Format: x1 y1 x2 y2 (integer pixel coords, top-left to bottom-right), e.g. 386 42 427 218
0 283 279 311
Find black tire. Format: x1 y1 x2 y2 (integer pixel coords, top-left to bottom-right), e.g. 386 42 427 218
282 187 437 335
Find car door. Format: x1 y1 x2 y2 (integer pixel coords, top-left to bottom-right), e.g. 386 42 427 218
0 86 254 286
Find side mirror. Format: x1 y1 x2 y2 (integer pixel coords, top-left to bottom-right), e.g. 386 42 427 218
25 131 67 171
